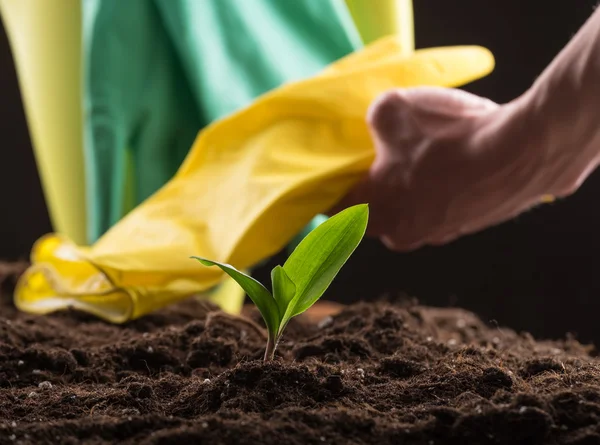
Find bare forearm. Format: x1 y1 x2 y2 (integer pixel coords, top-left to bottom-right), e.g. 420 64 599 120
520 7 600 166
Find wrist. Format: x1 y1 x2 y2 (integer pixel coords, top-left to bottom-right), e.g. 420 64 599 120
518 88 600 200
516 8 600 193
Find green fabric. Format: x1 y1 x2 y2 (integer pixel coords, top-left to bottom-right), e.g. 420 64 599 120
83 0 363 244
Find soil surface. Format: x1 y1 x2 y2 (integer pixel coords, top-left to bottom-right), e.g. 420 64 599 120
1 265 600 444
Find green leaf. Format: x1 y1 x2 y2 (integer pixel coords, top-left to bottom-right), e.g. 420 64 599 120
281 204 368 326
192 257 280 336
271 265 296 321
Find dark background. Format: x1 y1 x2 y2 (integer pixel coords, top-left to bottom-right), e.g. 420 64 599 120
2 2 600 343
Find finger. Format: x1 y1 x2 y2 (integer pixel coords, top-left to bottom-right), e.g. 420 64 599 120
401 87 499 116
381 234 425 252
367 88 499 162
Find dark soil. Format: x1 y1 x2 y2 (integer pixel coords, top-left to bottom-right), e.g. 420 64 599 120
1 265 600 444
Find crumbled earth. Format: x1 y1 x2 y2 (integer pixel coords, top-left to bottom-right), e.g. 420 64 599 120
1 264 600 444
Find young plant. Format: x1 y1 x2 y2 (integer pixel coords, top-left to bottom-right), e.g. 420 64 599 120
193 204 369 361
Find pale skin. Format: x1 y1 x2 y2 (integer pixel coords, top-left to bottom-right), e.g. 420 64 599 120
334 7 600 251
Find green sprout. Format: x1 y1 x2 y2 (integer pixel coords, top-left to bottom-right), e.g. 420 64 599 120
193 204 369 361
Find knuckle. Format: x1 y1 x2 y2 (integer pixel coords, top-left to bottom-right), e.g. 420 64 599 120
367 90 411 132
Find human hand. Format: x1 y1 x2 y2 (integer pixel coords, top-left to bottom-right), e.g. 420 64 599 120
333 86 591 251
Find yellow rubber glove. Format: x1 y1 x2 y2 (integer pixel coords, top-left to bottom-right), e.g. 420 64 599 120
14 36 495 323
